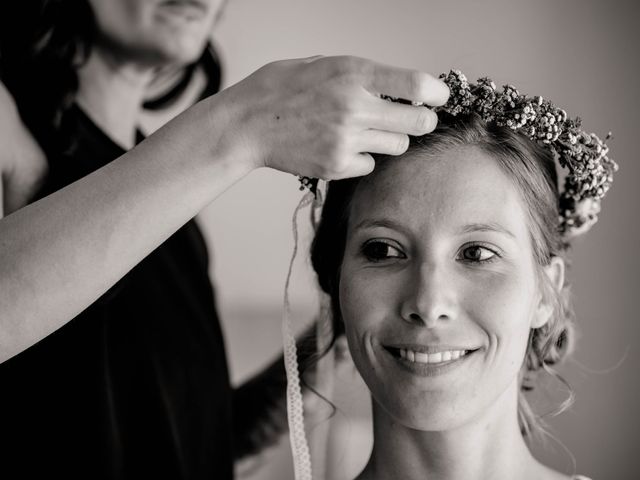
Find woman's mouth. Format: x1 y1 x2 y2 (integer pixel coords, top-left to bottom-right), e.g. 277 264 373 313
159 0 208 20
397 347 469 364
383 345 480 375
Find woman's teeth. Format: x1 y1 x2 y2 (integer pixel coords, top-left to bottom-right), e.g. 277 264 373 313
399 348 468 364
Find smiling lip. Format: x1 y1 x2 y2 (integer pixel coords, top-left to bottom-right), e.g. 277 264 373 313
383 344 480 377
384 344 479 354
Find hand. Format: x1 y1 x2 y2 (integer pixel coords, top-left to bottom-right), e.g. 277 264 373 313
212 55 449 179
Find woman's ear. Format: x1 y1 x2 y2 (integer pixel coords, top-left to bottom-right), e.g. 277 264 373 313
532 256 565 329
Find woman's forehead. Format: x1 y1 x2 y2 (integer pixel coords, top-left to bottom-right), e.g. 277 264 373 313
349 146 530 238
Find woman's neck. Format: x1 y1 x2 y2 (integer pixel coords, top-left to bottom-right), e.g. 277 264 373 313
76 46 155 149
359 382 551 480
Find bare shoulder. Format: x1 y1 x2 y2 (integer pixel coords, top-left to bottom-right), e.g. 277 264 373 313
0 81 48 216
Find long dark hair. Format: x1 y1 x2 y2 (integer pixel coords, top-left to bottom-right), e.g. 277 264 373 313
0 0 96 155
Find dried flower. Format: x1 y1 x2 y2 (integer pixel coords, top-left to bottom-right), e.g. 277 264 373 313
435 70 617 239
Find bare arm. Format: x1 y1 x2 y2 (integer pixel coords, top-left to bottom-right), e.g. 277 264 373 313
0 98 248 362
0 56 449 363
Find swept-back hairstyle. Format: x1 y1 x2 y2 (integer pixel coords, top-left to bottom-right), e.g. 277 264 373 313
310 112 575 440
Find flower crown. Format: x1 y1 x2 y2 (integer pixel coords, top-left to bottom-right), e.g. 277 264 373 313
299 69 618 240
433 69 617 239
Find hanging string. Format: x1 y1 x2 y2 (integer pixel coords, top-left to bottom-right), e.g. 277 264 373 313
282 190 316 480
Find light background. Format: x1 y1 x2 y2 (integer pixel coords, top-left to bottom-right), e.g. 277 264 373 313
196 1 639 478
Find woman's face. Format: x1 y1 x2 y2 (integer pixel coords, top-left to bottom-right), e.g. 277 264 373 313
88 0 225 66
339 146 555 431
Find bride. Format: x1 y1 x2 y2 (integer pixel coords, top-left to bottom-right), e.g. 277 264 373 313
305 70 615 480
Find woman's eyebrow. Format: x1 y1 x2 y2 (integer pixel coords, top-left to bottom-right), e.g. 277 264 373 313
353 218 407 233
354 219 516 239
457 222 516 239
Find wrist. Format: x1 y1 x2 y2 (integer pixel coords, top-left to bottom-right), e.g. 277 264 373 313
162 94 258 182
134 94 258 212
201 89 265 174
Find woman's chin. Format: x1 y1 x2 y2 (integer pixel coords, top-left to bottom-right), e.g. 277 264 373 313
147 38 207 66
375 394 473 433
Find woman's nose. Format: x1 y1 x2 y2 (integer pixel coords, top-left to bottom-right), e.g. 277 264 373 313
399 262 458 328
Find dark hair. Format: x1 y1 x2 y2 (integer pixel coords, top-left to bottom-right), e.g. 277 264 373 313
0 0 95 154
0 1 222 156
310 112 575 440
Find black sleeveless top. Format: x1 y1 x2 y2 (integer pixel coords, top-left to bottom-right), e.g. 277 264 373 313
0 107 235 479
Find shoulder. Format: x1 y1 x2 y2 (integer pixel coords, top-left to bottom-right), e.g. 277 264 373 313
0 81 48 215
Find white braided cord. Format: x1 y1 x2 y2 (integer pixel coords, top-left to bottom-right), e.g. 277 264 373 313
282 191 315 480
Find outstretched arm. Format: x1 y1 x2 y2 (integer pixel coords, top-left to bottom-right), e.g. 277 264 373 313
0 56 448 363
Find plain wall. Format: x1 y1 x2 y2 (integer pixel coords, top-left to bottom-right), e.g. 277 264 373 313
199 0 639 478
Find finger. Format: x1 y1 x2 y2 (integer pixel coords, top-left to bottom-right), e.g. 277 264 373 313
329 153 375 180
363 98 438 136
356 130 410 156
367 62 450 107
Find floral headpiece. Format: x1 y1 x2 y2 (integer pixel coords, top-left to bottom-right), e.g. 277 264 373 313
435 69 617 239
299 69 617 240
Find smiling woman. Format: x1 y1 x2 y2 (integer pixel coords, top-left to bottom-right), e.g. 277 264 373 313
339 142 562 432
307 75 615 479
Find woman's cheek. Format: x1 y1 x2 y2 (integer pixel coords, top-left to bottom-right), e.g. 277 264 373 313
340 264 383 319
464 269 536 368
339 265 395 352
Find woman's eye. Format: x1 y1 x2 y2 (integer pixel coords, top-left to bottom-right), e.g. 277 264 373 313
361 240 405 261
459 245 497 263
